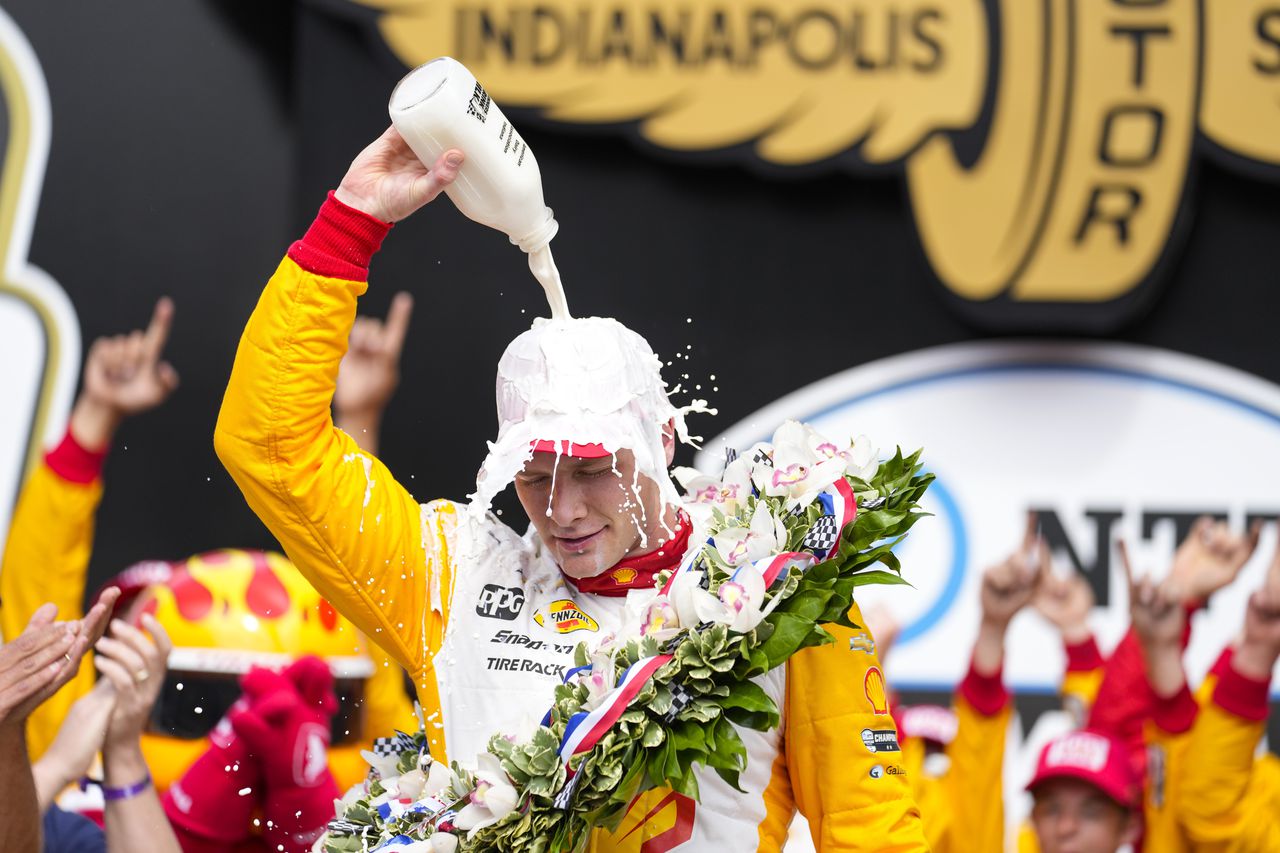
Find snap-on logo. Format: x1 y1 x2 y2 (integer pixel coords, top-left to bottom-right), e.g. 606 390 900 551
476 584 525 620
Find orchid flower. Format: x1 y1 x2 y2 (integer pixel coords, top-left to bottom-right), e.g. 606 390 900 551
429 834 460 853
423 759 457 799
673 457 754 513
715 562 770 632
396 768 427 799
453 753 519 836
765 421 845 507
581 650 618 710
360 747 403 782
713 501 787 567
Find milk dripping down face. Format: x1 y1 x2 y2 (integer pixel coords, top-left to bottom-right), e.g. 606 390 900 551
471 317 715 551
513 448 675 578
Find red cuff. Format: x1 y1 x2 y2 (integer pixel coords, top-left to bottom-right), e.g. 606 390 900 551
287 191 391 282
1065 636 1104 672
1214 661 1272 722
1152 682 1198 734
45 428 107 484
959 659 1010 716
1210 646 1235 680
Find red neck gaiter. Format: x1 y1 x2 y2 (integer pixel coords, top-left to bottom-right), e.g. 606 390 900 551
564 513 692 597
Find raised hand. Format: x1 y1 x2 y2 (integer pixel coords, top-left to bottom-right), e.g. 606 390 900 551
1032 566 1095 645
71 298 180 449
1234 526 1280 680
93 614 171 753
0 588 118 729
31 681 116 809
980 513 1045 629
334 126 463 223
334 292 414 454
1119 540 1185 697
1168 516 1262 604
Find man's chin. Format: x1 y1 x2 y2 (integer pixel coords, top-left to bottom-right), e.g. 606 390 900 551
555 549 613 580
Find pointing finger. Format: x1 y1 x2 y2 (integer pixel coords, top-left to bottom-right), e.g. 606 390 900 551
383 292 414 355
141 297 175 364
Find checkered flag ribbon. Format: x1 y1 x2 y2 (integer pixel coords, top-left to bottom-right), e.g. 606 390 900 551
553 769 583 809
802 515 840 557
724 446 740 467
750 447 773 468
663 683 695 722
326 819 376 838
371 730 418 757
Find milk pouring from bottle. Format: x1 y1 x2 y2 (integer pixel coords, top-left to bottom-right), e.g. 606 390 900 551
389 57 570 319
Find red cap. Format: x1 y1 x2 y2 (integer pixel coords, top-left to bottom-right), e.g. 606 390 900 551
531 440 612 458
1027 730 1141 810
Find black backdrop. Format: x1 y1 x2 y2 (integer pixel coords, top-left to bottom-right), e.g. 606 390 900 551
3 0 1276 727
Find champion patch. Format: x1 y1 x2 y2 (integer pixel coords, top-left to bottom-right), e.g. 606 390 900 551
534 599 600 634
860 728 901 754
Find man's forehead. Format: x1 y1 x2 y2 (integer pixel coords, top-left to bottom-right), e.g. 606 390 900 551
1034 777 1113 805
520 449 632 474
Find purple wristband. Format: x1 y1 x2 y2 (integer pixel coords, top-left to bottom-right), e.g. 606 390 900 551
80 773 152 801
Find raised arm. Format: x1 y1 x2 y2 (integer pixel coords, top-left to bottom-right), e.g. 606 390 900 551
1 299 177 758
213 129 463 677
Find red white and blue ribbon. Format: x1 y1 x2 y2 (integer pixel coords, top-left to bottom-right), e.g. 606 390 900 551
556 653 674 777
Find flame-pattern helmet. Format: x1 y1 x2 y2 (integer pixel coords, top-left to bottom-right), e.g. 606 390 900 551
99 549 375 791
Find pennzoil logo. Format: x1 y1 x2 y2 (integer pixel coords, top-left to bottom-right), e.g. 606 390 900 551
345 0 1280 330
534 599 600 633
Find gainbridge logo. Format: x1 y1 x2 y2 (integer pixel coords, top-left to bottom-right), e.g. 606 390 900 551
347 0 1280 330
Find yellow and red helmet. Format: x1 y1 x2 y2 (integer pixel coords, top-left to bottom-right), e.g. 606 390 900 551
100 549 376 791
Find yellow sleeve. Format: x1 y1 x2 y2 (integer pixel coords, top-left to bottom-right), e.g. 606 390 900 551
1177 662 1273 849
939 665 1012 853
214 254 448 681
0 460 102 760
1141 686 1198 853
785 602 928 852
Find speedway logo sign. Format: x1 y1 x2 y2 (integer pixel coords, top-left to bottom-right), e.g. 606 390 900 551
345 0 1280 330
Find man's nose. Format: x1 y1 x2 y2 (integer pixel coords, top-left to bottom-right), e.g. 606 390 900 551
548 476 588 527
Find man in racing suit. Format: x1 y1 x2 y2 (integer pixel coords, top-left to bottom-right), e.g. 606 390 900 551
215 127 926 851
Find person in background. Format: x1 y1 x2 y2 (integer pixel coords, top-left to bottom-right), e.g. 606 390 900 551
0 591 116 852
1031 559 1102 725
0 298 416 793
1025 728 1143 853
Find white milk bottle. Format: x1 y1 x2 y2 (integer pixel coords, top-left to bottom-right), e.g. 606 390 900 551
389 57 570 319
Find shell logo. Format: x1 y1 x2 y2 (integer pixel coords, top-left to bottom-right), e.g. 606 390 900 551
863 665 889 716
533 599 600 634
610 567 639 586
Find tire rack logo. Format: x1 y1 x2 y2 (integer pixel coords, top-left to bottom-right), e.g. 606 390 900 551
533 598 600 633
0 9 79 559
476 583 526 620
344 0 1280 331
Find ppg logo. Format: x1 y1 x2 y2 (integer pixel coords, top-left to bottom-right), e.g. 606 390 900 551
476 584 525 620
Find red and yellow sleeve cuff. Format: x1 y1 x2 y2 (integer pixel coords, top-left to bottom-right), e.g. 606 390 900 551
959 659 1010 716
1152 682 1198 734
1214 660 1272 722
287 192 392 282
45 428 107 484
1065 635 1104 672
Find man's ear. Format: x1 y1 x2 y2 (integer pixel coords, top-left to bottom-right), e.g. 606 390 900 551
662 418 676 467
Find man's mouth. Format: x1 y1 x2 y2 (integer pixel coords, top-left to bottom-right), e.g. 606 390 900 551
555 529 604 553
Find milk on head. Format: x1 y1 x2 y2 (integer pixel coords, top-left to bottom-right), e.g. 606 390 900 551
389 57 570 320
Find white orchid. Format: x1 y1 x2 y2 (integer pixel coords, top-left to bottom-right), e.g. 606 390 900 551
360 747 403 782
396 768 427 800
580 650 618 711
423 759 457 798
453 753 519 836
673 457 754 513
429 834 460 853
763 421 847 507
668 559 773 634
713 501 788 567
